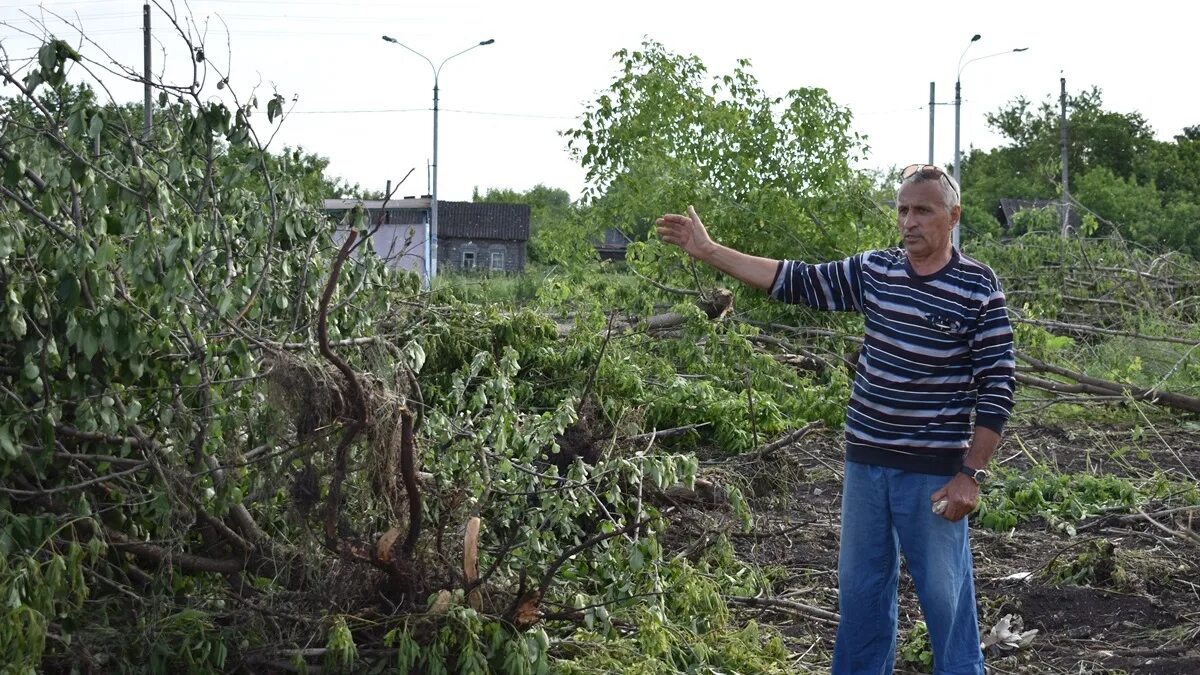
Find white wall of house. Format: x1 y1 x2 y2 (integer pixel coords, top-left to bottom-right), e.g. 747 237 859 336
331 224 429 280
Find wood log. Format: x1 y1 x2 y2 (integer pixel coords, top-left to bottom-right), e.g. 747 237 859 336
1017 352 1200 414
725 595 840 626
558 289 735 337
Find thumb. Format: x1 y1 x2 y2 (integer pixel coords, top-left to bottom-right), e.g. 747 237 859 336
687 204 700 223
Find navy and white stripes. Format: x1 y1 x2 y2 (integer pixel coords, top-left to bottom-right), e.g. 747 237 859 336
771 248 1016 475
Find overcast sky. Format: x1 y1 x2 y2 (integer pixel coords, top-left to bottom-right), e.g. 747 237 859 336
2 1 1197 202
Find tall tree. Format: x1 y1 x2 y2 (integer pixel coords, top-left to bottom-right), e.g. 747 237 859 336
959 88 1200 253
473 184 577 263
562 40 892 293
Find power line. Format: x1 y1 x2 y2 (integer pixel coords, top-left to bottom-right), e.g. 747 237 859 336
0 0 405 7
442 108 575 121
289 107 428 115
0 13 142 23
0 26 379 37
189 0 410 5
287 107 575 121
0 12 432 23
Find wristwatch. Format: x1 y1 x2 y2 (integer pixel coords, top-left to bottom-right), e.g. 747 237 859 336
960 465 989 485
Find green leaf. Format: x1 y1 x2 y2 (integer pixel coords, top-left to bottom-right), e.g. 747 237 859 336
164 237 182 266
404 342 426 373
88 114 104 139
94 240 116 266
67 109 85 136
267 95 284 124
38 42 56 71
81 330 99 360
8 311 26 338
0 426 16 458
3 155 24 184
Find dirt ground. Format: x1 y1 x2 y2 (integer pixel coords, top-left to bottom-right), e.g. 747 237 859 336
660 423 1200 674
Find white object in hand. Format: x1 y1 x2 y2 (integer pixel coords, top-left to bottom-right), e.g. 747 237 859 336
932 499 949 515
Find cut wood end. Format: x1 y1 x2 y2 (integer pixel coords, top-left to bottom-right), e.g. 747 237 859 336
464 516 482 610
376 526 403 563
512 590 542 630
430 589 451 615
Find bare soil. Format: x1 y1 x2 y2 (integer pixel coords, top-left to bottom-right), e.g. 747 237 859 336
659 423 1200 674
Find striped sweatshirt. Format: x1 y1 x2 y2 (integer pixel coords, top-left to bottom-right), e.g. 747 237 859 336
771 248 1016 475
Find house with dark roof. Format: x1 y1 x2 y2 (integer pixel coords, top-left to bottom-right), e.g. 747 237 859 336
595 227 633 262
995 198 1082 232
435 201 530 274
323 198 530 279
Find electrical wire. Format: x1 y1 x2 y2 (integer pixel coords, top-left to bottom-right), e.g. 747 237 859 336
287 107 576 121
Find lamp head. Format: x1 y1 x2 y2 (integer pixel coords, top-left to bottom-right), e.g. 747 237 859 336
382 35 397 43
971 34 981 42
480 39 495 46
1013 47 1029 52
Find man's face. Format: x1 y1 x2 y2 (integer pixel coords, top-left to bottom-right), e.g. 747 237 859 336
896 180 960 260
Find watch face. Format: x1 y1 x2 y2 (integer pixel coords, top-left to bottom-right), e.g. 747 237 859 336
973 469 988 484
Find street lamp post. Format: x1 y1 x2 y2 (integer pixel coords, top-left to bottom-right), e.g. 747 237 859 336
952 35 1028 247
951 34 980 248
381 35 495 283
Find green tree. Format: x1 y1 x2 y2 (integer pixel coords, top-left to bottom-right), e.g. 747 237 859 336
472 183 579 263
0 39 390 669
959 87 1200 254
563 39 891 297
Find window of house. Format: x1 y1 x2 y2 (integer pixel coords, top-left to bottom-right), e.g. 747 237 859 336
490 250 505 271
462 251 475 269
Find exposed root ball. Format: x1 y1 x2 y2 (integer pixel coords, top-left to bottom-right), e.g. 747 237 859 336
265 350 416 519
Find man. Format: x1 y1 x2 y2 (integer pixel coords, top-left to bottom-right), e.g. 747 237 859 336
656 165 1015 675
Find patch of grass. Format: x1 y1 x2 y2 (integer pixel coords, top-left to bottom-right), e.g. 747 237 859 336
975 467 1200 534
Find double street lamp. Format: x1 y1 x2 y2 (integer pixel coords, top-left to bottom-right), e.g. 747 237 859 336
381 35 495 282
952 34 1028 247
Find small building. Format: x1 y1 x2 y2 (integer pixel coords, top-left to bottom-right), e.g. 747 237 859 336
595 227 632 262
435 201 530 274
995 198 1082 232
324 197 430 277
323 198 530 279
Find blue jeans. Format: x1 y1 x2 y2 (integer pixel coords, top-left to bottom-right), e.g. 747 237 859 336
831 461 984 675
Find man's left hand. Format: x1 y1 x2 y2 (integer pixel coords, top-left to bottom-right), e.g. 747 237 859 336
931 474 979 522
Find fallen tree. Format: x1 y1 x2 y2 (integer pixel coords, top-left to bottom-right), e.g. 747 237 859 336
1 22 840 673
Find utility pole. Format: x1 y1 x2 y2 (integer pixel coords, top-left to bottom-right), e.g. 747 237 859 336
431 78 440 279
380 35 494 284
951 37 1026 248
952 76 963 248
953 77 962 185
928 82 935 164
1060 77 1070 237
143 3 152 140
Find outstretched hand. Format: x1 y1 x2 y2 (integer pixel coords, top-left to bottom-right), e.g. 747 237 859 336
656 205 715 260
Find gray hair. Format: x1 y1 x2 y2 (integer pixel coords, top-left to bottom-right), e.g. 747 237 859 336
896 169 961 212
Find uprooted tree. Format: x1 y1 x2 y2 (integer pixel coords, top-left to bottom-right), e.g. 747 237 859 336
0 16 861 675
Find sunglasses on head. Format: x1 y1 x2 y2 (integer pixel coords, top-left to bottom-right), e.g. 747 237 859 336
900 164 959 201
